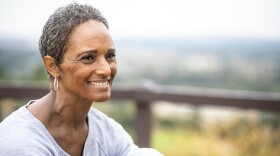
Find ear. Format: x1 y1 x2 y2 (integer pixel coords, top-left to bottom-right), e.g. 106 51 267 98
43 55 60 78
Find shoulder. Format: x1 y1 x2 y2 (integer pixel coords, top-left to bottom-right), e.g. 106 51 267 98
87 107 164 156
0 106 55 155
88 107 125 132
88 107 134 155
1 105 39 134
0 107 30 136
128 147 164 156
0 132 53 155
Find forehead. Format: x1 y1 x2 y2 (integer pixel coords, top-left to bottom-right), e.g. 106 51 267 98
66 20 114 54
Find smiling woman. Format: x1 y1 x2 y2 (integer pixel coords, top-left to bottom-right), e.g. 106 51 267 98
0 3 162 156
56 20 117 103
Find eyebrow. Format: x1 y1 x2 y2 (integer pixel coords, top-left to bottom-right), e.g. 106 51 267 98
76 49 98 58
76 48 116 58
107 48 116 53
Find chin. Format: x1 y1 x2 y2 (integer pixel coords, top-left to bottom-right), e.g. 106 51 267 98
92 94 111 102
94 98 109 102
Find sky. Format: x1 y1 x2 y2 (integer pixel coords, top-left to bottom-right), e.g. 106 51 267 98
0 0 280 40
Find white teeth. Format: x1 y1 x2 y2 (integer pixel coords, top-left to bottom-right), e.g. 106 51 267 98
89 81 109 86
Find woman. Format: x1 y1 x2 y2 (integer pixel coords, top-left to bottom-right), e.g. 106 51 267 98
0 3 162 156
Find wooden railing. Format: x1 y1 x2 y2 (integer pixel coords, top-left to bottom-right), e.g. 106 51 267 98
0 82 280 147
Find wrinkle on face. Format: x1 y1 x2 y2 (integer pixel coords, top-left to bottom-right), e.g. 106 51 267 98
59 61 80 89
60 56 80 74
55 20 117 102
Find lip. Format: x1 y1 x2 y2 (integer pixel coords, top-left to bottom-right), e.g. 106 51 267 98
87 78 111 87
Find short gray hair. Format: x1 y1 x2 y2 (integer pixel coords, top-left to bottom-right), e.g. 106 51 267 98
39 3 108 67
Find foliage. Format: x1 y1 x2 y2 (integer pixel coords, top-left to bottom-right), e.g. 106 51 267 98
153 111 280 156
94 102 280 156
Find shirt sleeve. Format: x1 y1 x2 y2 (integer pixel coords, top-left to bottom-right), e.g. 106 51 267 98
127 147 164 156
89 107 163 156
106 118 163 156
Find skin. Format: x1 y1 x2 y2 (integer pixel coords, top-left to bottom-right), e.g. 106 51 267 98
28 20 117 156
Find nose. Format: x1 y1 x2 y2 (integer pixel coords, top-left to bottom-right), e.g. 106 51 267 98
95 59 111 77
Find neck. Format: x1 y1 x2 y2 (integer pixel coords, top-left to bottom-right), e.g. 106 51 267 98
49 90 92 127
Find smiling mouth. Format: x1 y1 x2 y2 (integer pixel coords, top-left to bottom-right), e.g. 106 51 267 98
88 81 109 86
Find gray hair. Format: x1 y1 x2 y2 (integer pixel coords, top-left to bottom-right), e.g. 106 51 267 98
39 3 108 68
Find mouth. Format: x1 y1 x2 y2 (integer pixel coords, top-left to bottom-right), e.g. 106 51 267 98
88 80 110 86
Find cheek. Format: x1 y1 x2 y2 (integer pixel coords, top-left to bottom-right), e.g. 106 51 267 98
110 63 117 79
62 63 87 82
68 63 80 73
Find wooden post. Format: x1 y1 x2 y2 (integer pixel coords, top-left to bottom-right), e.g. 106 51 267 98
135 100 152 147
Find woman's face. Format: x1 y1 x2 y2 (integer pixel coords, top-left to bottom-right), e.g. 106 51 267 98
58 20 117 102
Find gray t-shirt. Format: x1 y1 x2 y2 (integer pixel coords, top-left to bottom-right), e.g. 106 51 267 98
0 101 162 156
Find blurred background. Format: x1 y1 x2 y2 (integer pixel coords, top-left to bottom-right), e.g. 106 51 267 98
1 0 280 155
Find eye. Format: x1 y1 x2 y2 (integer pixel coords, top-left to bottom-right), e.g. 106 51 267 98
81 55 95 60
106 52 116 61
80 54 96 64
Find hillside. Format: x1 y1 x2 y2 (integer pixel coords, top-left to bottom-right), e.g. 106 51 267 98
0 37 279 92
